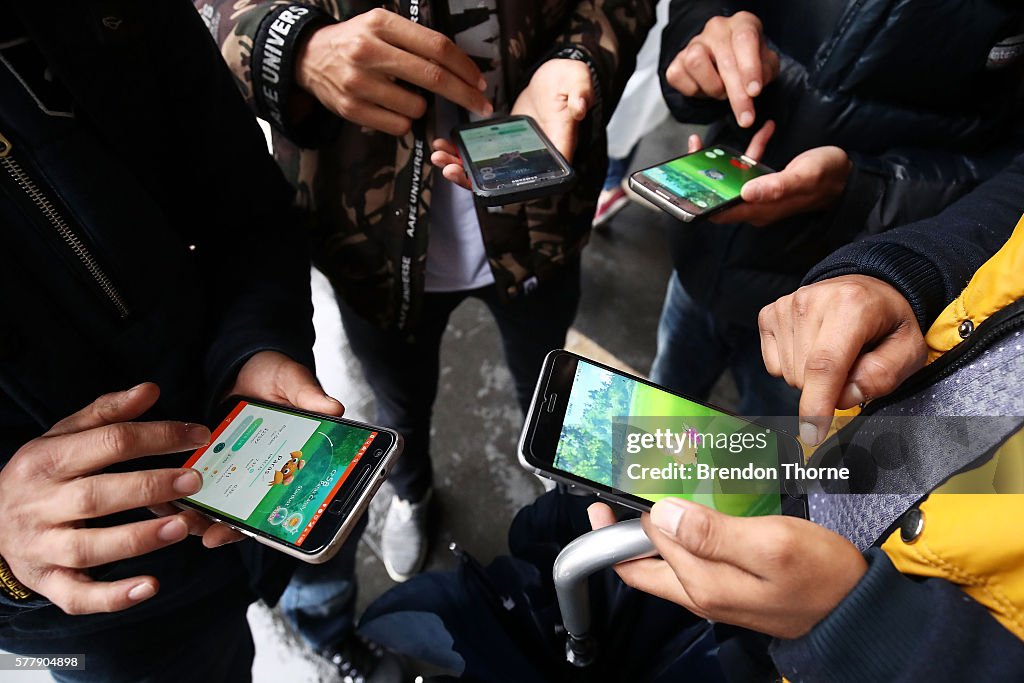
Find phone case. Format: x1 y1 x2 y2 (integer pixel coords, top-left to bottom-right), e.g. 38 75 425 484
452 115 576 206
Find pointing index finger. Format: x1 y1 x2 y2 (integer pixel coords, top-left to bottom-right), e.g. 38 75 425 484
732 21 767 97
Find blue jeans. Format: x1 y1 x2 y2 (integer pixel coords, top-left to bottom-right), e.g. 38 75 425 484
603 143 639 191
650 271 799 425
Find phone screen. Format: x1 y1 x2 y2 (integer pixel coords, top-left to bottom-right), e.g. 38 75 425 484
532 355 793 517
458 118 568 191
638 147 772 212
182 400 384 548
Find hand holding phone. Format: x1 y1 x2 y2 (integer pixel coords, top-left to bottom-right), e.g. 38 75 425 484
629 140 776 223
519 350 807 519
440 115 575 206
178 398 401 563
589 498 867 639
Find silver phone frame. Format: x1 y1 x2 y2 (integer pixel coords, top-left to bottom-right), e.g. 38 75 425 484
627 175 697 223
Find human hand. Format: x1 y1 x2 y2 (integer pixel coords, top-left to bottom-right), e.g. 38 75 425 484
0 384 211 614
153 350 348 548
665 12 780 128
296 8 492 136
430 58 592 189
758 275 927 446
589 500 867 639
713 146 851 226
686 127 850 226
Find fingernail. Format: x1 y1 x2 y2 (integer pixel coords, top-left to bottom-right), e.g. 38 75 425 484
799 421 823 446
482 101 494 116
739 111 754 128
185 423 211 447
158 517 188 542
477 76 487 91
128 583 156 602
126 382 146 396
651 499 686 536
747 80 761 97
845 383 865 406
174 469 203 495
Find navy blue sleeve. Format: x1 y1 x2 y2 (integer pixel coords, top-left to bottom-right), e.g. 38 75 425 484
771 549 1024 683
804 152 1024 329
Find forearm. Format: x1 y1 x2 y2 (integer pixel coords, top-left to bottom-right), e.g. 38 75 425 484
194 1 340 146
805 153 1024 329
772 549 1024 682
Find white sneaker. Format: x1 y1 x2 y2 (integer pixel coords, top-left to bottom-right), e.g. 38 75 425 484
380 489 431 582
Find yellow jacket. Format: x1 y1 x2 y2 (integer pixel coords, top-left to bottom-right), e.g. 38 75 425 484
879 214 1024 639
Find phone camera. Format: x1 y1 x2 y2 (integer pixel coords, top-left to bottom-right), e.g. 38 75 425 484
374 449 383 458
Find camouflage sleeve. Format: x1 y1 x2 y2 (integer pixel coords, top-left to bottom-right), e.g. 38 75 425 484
546 0 657 126
194 1 341 147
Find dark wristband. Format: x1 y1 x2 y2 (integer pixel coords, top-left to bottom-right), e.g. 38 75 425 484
252 4 334 131
0 555 34 602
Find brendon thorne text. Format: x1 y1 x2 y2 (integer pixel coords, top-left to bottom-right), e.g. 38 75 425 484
625 462 851 482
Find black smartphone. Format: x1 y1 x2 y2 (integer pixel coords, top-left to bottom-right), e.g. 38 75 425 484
452 114 575 206
519 350 807 518
628 145 774 222
177 397 402 563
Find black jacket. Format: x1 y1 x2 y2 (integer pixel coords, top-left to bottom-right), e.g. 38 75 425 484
659 0 1024 327
806 152 1024 329
0 0 311 640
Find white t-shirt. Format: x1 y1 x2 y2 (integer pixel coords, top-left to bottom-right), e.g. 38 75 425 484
424 98 494 293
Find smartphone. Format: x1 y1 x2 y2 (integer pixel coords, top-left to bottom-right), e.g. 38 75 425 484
628 145 774 222
177 398 402 563
452 115 575 206
519 350 807 518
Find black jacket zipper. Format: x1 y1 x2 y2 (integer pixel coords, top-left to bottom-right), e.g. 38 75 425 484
0 130 129 319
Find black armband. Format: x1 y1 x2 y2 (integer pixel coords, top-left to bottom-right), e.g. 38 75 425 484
252 5 337 144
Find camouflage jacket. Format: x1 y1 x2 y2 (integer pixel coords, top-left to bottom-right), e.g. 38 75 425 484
196 0 654 330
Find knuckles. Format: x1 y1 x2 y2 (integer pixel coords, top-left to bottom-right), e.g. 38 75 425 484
804 349 842 378
100 422 136 457
363 7 391 30
422 62 445 88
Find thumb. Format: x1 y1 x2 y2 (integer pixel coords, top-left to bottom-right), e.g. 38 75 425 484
278 362 345 416
649 498 746 566
839 326 927 409
740 170 789 203
566 71 593 121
